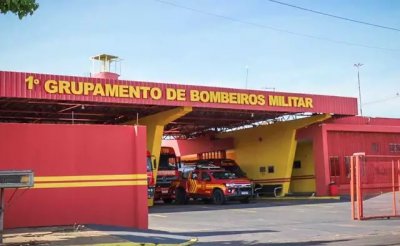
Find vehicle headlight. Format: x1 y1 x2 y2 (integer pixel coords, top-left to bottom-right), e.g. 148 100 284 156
225 183 236 188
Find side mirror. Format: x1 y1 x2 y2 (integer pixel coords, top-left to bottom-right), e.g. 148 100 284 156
152 158 157 170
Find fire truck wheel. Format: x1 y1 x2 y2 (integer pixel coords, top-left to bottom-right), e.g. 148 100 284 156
175 188 187 205
240 197 250 204
163 198 173 204
212 189 226 205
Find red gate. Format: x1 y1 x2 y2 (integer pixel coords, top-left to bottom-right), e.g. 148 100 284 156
350 153 400 220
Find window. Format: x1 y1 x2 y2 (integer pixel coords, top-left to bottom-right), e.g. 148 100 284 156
293 161 301 169
389 143 400 153
159 155 177 170
268 166 274 173
146 157 153 172
212 171 236 180
201 172 211 181
191 172 198 180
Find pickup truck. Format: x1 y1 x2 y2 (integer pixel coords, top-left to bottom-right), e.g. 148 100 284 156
171 166 253 205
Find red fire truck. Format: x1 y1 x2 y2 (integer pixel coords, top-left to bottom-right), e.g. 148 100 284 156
146 150 156 200
154 146 179 203
172 165 253 205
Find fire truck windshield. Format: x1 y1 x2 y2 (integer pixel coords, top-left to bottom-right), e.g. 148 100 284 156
211 171 237 180
159 155 177 171
223 166 246 178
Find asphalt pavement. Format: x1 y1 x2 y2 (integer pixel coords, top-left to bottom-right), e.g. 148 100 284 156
147 197 400 245
4 196 400 245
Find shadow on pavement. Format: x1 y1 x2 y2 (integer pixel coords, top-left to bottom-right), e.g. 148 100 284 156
175 229 277 237
89 225 192 244
89 225 277 244
194 238 353 245
150 198 346 214
4 225 128 246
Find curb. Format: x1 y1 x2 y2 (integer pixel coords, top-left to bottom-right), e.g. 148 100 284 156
95 238 198 246
256 196 340 200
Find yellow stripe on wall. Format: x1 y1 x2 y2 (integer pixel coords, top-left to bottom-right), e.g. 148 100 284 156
34 180 148 189
35 174 147 182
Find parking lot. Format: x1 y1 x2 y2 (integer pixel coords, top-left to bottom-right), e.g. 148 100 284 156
5 197 400 245
147 198 400 245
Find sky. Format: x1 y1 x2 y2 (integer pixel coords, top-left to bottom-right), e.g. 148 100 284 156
0 0 399 117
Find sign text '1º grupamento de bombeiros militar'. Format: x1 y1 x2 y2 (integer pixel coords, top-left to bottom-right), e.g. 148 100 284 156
25 75 313 108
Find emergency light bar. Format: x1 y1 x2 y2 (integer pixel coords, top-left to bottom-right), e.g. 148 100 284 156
195 164 220 170
0 170 34 188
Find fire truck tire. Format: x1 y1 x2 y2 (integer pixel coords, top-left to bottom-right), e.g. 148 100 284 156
175 188 187 205
163 198 173 204
240 197 250 204
212 189 226 205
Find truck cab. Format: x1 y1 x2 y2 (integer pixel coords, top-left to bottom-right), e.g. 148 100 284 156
173 165 253 205
146 151 156 202
154 146 179 203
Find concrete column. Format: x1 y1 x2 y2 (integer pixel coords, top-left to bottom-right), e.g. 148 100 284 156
125 106 192 205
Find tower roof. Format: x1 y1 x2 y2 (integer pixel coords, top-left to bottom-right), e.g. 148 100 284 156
91 54 119 61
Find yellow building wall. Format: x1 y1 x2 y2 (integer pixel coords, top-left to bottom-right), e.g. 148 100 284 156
219 114 330 195
226 149 236 160
137 107 192 168
290 141 316 193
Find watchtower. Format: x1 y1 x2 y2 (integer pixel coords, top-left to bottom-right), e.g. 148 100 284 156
90 54 121 80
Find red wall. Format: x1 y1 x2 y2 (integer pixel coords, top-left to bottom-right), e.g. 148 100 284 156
327 131 400 157
326 131 400 189
297 116 400 196
325 116 400 126
0 123 148 229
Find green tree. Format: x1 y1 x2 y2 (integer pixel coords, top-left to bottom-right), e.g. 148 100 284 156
0 0 39 19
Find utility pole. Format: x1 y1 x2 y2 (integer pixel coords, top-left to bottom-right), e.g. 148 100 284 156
354 63 363 116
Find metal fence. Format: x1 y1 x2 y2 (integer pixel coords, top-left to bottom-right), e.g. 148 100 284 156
350 153 400 220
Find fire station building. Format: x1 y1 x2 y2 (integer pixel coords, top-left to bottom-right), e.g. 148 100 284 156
0 55 399 230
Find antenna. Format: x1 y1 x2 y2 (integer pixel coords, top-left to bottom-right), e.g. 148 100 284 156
262 87 276 92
